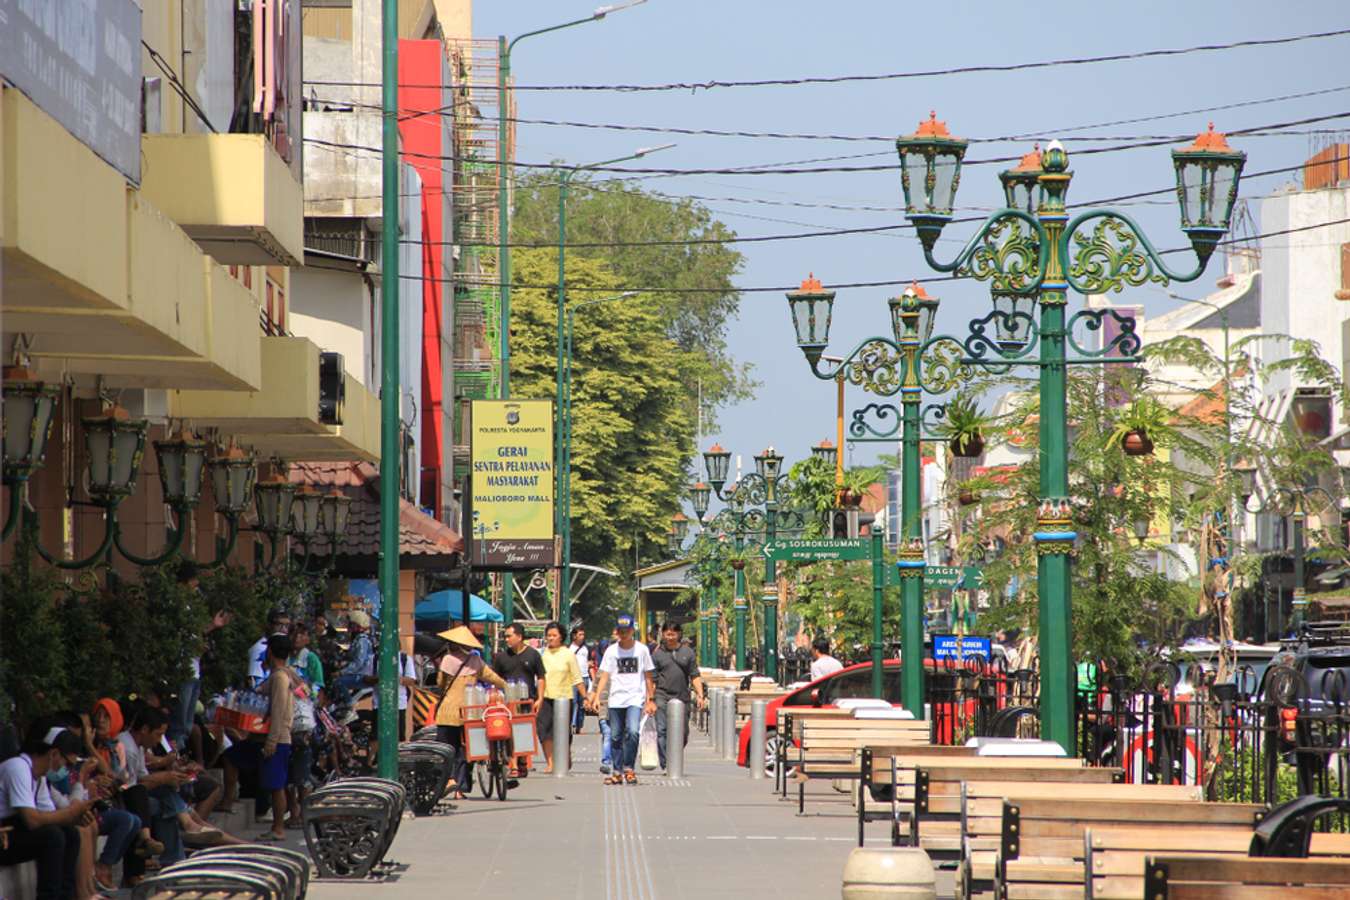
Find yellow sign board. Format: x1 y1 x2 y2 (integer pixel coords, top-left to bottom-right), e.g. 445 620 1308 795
470 400 555 567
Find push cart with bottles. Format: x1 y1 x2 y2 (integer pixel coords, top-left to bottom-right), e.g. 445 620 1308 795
462 699 536 800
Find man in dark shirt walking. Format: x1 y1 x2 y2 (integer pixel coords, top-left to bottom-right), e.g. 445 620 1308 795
491 623 546 766
651 621 705 772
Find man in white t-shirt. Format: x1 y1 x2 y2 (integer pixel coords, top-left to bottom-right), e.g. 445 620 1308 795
587 613 655 783
809 637 844 682
0 730 97 900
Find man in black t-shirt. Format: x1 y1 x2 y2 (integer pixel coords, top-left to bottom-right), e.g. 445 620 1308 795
651 622 705 771
491 623 546 703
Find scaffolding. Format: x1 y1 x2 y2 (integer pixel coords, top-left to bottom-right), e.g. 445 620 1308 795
444 37 511 478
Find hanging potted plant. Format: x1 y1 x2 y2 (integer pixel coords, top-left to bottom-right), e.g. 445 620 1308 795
1107 396 1171 457
940 394 991 458
957 484 980 506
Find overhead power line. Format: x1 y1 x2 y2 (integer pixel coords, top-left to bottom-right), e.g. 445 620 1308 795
398 216 1350 294
305 110 1350 177
303 27 1350 94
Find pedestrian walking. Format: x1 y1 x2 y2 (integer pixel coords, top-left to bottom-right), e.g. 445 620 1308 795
587 614 655 785
539 622 583 774
569 625 590 734
809 637 844 682
433 626 507 800
595 628 617 774
651 621 706 772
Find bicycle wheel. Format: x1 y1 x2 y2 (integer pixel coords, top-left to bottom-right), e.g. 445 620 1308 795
494 741 510 801
477 755 492 798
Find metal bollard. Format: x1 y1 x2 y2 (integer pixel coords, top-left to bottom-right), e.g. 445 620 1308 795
553 696 571 777
722 688 737 761
666 698 686 779
749 699 767 779
712 689 724 755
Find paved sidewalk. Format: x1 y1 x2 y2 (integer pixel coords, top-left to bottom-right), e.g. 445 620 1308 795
305 724 923 899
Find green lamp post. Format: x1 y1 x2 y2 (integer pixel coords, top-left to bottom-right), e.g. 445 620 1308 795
891 113 1245 750
786 274 970 706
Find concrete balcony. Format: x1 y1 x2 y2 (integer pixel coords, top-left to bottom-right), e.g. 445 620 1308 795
0 89 262 392
170 336 380 462
140 133 305 266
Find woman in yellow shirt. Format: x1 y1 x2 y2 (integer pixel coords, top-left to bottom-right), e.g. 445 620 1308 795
539 621 584 774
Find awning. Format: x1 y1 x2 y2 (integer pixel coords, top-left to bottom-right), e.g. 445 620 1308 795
414 590 503 627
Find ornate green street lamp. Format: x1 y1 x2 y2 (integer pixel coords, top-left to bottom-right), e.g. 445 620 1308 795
2 366 60 540
893 111 1244 750
786 276 972 705
811 440 838 469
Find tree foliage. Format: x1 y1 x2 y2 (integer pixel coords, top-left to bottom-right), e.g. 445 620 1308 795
508 248 699 622
511 173 754 418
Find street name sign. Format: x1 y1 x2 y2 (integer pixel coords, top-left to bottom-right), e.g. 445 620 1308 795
885 564 983 589
932 634 992 662
762 538 869 562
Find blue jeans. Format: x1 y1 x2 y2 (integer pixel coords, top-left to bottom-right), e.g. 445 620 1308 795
146 786 185 863
573 680 589 731
598 715 612 767
607 706 642 772
97 808 140 866
168 678 200 751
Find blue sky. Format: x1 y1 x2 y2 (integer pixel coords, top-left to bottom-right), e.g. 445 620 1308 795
472 1 1350 482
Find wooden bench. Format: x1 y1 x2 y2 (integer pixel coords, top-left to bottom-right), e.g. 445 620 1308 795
794 718 931 814
956 782 1211 900
1086 827 1350 899
985 793 1266 900
776 708 877 795
1144 855 1350 898
857 745 980 844
906 761 1118 866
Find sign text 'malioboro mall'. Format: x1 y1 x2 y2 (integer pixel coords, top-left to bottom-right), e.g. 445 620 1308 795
470 400 554 568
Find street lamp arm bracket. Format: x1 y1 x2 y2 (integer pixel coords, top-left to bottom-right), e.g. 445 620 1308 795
111 506 188 567
29 505 116 570
809 337 906 396
1066 308 1144 360
924 209 1047 291
920 403 950 435
849 403 901 441
1063 209 1206 294
916 337 977 395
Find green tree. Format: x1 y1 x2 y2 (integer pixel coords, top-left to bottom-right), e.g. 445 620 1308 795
511 173 754 417
509 248 700 621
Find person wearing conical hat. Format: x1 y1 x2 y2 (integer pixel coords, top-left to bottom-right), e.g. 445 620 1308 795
434 626 507 799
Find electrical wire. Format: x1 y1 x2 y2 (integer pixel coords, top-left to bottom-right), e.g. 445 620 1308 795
380 160 1326 251
301 27 1350 94
397 216 1350 294
303 110 1350 177
142 39 217 133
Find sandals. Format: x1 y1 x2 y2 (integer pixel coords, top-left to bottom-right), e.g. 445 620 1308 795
603 774 623 785
623 770 638 785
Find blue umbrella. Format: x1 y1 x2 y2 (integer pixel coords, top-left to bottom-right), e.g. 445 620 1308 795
414 589 504 627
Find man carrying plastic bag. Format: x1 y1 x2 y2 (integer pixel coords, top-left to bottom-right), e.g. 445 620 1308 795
587 614 655 785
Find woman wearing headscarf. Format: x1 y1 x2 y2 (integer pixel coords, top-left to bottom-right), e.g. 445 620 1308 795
88 699 162 887
433 626 507 800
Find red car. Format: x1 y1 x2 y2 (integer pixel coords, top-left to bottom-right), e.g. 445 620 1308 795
736 659 904 769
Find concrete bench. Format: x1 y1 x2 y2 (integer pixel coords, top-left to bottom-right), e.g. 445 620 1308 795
1144 855 1350 898
1085 827 1350 899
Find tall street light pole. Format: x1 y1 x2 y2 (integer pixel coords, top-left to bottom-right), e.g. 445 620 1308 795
497 2 648 628
892 114 1244 750
376 0 400 780
555 145 673 629
497 0 649 399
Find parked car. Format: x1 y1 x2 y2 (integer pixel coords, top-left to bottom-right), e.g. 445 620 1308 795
735 660 904 769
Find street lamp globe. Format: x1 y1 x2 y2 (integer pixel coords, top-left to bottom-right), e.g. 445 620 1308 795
666 530 680 555
292 486 325 540
703 443 732 489
991 290 1034 351
811 440 838 469
671 512 690 541
154 430 208 508
209 442 256 515
999 145 1044 214
1172 124 1246 264
895 111 968 251
254 474 297 535
321 488 352 541
786 274 835 365
689 482 711 521
755 446 783 482
1233 460 1257 498
83 406 149 505
1 365 60 484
